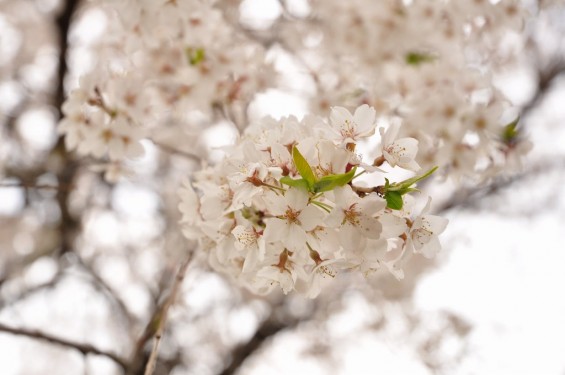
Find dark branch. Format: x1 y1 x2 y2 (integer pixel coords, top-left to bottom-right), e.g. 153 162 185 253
127 253 193 375
73 255 136 329
55 0 81 111
53 0 82 256
219 300 305 375
520 59 565 116
0 322 128 370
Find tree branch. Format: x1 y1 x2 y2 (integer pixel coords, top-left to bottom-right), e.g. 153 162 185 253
219 299 305 375
143 255 192 375
53 0 82 256
127 253 193 375
152 140 202 163
0 322 128 370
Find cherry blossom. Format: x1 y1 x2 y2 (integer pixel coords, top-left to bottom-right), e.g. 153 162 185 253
178 105 448 296
378 122 420 171
409 198 449 258
54 0 535 298
263 188 324 252
329 104 377 145
326 185 385 252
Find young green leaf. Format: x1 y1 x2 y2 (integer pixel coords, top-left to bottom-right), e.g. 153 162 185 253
501 117 520 144
292 145 317 188
313 167 357 193
186 47 206 65
385 191 403 210
388 166 438 193
280 176 310 191
405 51 435 65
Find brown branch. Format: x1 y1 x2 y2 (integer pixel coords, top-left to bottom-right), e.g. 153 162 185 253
435 157 565 213
143 255 192 375
520 59 565 117
53 0 82 256
127 253 193 375
152 140 202 163
73 255 136 330
219 299 305 375
0 322 128 370
0 181 75 192
55 0 81 111
0 272 64 310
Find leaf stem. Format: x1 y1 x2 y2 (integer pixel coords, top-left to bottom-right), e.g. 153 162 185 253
310 200 332 213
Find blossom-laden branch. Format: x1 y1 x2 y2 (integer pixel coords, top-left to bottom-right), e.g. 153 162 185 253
179 104 448 297
0 322 128 370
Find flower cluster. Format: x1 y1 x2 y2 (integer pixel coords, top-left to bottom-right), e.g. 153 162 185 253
58 0 274 179
179 105 448 297
280 0 531 181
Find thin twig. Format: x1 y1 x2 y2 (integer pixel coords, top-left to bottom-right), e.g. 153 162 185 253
0 322 128 370
0 272 64 310
142 254 192 375
219 298 305 375
73 255 135 330
0 182 75 191
151 140 202 163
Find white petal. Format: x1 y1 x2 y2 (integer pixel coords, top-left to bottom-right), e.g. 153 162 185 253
126 140 145 158
339 224 364 252
421 236 442 258
325 208 345 228
285 224 307 251
330 106 353 129
382 122 400 145
263 190 287 216
425 215 449 234
232 225 257 250
299 205 325 231
394 138 419 158
360 194 386 214
353 104 377 136
286 187 309 210
357 216 382 239
263 218 289 243
178 179 200 222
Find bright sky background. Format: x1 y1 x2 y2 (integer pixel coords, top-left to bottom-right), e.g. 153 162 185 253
1 1 565 374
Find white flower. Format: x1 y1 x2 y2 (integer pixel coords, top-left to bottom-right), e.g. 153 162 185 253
255 249 304 295
227 161 269 211
174 105 450 296
326 185 385 252
232 224 266 273
178 179 203 240
379 121 420 171
298 259 338 299
409 197 449 258
329 104 377 144
82 116 145 160
313 140 350 177
90 162 133 183
382 237 409 280
262 188 325 252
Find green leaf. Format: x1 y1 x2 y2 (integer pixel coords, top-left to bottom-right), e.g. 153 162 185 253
405 51 435 66
280 176 310 191
313 167 357 193
292 146 316 189
502 117 520 144
186 47 206 65
385 191 403 210
388 166 438 193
